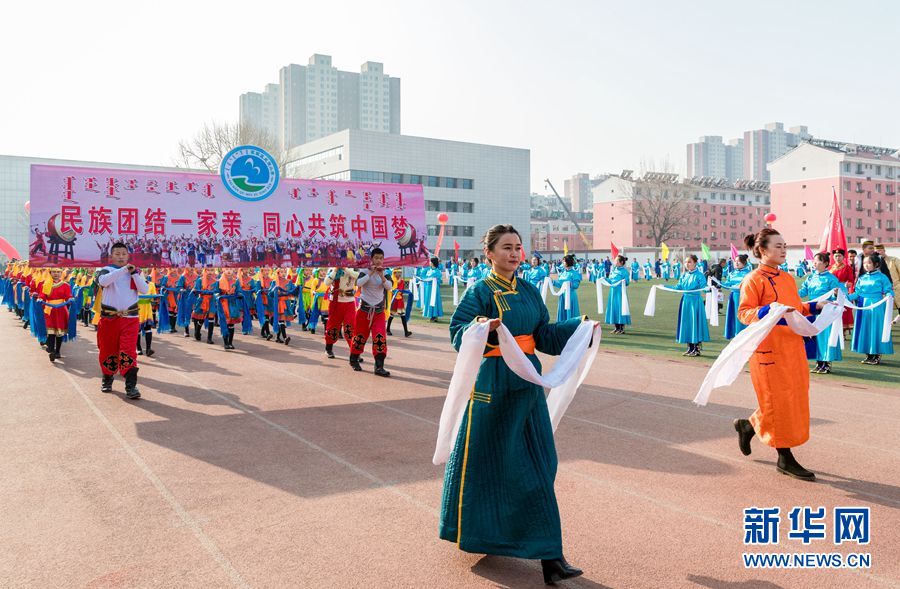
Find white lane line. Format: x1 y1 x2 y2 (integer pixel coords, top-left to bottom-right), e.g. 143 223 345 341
61 371 250 589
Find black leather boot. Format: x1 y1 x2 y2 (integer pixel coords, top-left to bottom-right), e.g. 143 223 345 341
401 316 412 337
325 344 335 359
733 418 754 456
776 448 815 481
194 321 202 341
124 367 141 400
386 316 393 336
101 374 114 393
541 557 583 586
374 354 390 377
144 333 154 357
47 335 57 362
349 354 362 371
206 324 214 344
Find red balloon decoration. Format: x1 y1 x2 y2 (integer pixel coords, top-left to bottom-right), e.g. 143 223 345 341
764 213 776 223
0 236 21 260
437 212 449 224
24 201 30 213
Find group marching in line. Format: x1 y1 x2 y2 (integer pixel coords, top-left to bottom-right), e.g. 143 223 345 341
2 229 899 586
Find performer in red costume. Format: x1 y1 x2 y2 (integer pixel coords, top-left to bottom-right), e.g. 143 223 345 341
40 267 72 362
95 242 149 399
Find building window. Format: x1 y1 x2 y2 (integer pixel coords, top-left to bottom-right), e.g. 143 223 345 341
409 175 422 185
426 200 440 211
844 163 851 173
427 176 439 187
844 181 851 191
390 173 403 183
444 178 457 189
445 201 458 212
461 179 473 189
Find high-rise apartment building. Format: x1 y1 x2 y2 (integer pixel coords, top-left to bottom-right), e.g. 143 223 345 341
686 123 810 182
239 54 401 153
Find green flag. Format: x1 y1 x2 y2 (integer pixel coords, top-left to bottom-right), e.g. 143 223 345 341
701 242 711 261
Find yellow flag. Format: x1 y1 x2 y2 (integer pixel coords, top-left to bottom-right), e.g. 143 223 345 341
660 242 669 261
563 241 569 256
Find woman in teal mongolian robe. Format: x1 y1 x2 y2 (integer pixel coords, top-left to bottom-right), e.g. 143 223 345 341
672 255 709 356
441 224 584 585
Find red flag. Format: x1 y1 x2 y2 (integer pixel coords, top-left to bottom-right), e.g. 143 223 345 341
610 242 619 259
730 243 739 260
818 188 847 254
453 240 460 260
804 246 815 261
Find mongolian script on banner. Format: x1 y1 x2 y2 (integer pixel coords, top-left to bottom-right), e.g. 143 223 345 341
28 164 428 268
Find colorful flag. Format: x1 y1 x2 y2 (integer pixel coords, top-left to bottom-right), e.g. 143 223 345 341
453 240 460 261
563 241 569 256
730 243 739 261
611 242 620 259
818 187 848 254
701 242 711 261
660 242 669 261
804 245 815 261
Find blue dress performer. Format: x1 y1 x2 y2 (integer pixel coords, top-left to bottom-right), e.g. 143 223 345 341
850 254 894 365
673 255 709 356
552 254 582 322
723 255 752 340
798 252 846 373
422 257 445 322
604 257 631 334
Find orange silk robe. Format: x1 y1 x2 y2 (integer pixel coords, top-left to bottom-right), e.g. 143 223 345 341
738 265 812 448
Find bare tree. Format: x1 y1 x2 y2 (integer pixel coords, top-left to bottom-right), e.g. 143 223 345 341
174 121 287 175
628 162 693 246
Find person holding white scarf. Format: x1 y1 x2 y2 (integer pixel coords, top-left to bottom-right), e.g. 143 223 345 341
672 255 709 356
422 256 444 322
439 224 586 586
551 254 582 322
734 228 828 481
798 252 847 374
850 253 895 365
604 255 631 334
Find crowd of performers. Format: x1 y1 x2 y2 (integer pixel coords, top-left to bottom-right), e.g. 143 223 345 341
4 225 900 586
1 242 435 398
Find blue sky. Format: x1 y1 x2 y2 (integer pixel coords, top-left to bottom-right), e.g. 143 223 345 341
2 0 898 192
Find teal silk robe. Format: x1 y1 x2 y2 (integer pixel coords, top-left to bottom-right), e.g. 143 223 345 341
440 272 582 559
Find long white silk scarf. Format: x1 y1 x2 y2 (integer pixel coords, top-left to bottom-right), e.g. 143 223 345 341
432 320 601 465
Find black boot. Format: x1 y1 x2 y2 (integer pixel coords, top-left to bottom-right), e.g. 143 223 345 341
733 418 754 456
101 374 114 393
401 316 412 337
145 332 154 357
124 367 141 400
821 361 831 374
386 316 394 336
811 361 822 373
47 335 57 362
776 448 815 481
227 327 236 350
325 344 335 359
374 354 390 377
169 316 177 332
54 334 63 359
541 557 583 586
207 324 214 344
683 344 694 356
349 354 362 371
280 325 290 346
194 321 202 341
137 336 143 355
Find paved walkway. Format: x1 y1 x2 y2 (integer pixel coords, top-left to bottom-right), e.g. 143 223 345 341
1 314 898 588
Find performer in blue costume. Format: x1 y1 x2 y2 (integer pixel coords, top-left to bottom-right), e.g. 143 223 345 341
850 253 895 365
441 224 584 586
643 260 653 281
630 259 641 281
422 257 445 322
672 259 682 280
523 255 548 289
605 255 631 334
798 252 846 374
672 255 709 356
552 254 582 322
661 260 671 281
722 254 752 340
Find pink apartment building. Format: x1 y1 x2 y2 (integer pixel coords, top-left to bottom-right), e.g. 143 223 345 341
768 139 900 246
592 173 771 249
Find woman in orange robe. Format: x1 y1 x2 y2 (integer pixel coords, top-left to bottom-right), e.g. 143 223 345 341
733 228 828 481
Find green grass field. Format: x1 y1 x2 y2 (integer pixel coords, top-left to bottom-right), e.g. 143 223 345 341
408 277 900 389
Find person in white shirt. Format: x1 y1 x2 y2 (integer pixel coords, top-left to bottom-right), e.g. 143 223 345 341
348 248 391 376
95 242 149 399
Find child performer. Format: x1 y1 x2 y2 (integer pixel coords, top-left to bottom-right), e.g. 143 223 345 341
387 267 412 338
40 267 72 362
348 248 391 376
798 252 845 374
323 266 359 358
95 242 149 399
